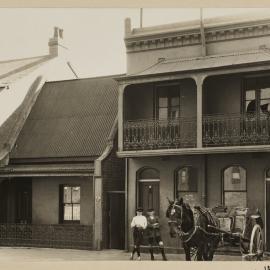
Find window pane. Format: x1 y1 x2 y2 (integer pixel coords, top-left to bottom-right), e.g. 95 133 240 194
73 205 80 220
246 100 256 114
63 187 72 203
171 97 180 106
224 192 247 208
261 88 270 99
224 166 246 191
177 192 199 209
177 167 197 192
159 97 168 107
260 99 270 113
245 90 255 100
170 107 180 119
64 204 72 220
159 108 168 119
72 187 80 203
266 168 270 179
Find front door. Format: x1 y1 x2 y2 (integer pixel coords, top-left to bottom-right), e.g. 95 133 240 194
15 179 32 224
138 180 160 215
108 192 125 249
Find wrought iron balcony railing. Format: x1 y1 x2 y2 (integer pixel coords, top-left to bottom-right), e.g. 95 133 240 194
123 117 197 151
203 113 270 147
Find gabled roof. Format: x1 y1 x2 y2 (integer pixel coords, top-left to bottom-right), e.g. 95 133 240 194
0 55 52 84
10 75 120 159
120 49 270 80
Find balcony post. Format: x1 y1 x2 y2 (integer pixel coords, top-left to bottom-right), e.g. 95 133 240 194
193 75 206 148
118 84 126 152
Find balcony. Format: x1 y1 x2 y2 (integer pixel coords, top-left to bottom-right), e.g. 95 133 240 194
123 117 197 151
122 114 270 152
203 113 270 147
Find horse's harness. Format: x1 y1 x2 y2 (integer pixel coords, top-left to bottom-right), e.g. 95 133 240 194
168 201 219 243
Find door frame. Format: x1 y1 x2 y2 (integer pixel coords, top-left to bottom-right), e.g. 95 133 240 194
136 178 160 213
107 191 125 249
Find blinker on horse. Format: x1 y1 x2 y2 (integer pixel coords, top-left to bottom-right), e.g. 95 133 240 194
166 197 220 261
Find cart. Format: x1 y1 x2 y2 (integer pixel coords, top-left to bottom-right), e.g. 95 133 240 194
208 206 264 261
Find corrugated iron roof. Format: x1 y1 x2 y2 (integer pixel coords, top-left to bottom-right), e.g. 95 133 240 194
125 49 270 79
10 76 119 159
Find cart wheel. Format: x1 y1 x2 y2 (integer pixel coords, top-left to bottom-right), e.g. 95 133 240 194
190 247 198 261
249 224 264 260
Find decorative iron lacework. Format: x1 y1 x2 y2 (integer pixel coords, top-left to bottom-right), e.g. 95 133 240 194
203 113 270 147
0 224 93 250
123 117 197 150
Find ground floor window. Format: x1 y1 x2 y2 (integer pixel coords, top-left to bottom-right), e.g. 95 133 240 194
60 185 80 223
175 166 198 207
223 166 247 208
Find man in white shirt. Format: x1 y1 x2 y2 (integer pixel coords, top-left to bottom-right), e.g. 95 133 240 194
130 207 147 260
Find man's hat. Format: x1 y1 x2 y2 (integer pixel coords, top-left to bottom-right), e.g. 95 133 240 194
136 207 143 212
147 208 154 212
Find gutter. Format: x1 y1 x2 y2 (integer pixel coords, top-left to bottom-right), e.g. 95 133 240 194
94 116 118 176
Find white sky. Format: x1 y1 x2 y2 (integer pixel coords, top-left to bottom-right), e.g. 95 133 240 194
1 8 270 78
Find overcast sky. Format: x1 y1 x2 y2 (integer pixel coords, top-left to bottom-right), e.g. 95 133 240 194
1 8 270 78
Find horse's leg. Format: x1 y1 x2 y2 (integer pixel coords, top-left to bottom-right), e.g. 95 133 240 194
183 243 191 261
203 243 210 261
196 245 203 261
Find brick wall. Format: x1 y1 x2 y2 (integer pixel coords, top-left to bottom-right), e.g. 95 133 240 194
101 134 125 248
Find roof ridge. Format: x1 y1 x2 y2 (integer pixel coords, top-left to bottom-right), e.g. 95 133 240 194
46 73 125 84
0 54 49 64
0 55 53 80
163 49 267 64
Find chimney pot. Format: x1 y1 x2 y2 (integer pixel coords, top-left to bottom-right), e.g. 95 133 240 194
48 26 67 57
125 18 131 36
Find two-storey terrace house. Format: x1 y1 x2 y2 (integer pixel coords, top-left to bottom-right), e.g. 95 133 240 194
116 14 270 252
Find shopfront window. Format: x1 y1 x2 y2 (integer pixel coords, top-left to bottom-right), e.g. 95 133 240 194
223 166 247 207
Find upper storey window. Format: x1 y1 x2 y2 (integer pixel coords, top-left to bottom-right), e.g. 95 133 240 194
156 84 180 120
244 76 270 116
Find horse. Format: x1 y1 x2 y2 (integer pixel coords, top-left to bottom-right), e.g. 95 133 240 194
166 197 220 261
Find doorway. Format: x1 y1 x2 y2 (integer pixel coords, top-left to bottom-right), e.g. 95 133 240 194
138 180 160 215
137 167 160 215
15 179 32 224
107 192 125 249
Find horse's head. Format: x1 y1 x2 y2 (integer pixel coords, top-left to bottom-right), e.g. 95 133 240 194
166 197 194 238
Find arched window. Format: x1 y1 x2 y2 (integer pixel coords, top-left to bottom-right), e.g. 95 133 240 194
175 166 198 193
175 166 198 208
223 166 247 207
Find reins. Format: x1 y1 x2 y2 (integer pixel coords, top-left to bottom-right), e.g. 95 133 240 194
168 201 220 244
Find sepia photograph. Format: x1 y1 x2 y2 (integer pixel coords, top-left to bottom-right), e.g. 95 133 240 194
0 5 270 267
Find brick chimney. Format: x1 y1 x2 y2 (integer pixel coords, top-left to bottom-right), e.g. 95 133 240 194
48 27 68 57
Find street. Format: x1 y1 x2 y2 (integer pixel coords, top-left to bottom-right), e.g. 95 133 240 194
0 247 243 261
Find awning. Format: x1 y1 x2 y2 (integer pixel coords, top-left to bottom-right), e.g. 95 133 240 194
0 163 94 177
122 49 270 79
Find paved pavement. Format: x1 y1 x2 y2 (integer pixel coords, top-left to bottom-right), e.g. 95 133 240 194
0 247 244 261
